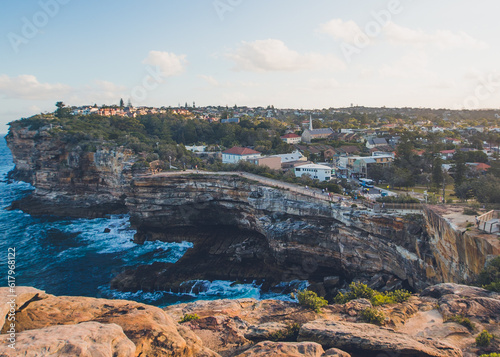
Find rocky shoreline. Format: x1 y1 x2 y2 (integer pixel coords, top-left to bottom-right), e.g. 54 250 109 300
1 283 499 356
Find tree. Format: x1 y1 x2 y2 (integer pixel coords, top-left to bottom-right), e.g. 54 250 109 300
432 157 444 191
452 152 467 188
55 101 70 118
119 98 124 108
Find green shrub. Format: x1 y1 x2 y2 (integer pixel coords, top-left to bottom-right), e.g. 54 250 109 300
445 315 475 331
479 353 500 357
386 289 412 303
267 323 301 342
179 313 200 323
293 290 328 313
333 282 411 306
463 207 478 216
477 256 500 292
476 330 493 347
484 281 500 292
360 308 385 325
376 195 419 204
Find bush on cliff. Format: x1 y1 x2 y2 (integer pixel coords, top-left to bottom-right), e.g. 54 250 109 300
179 313 199 323
292 290 328 313
445 315 475 331
333 282 411 306
476 330 494 347
477 256 500 293
360 308 385 325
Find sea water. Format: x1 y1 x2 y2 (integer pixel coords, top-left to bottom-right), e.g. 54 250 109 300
0 135 304 306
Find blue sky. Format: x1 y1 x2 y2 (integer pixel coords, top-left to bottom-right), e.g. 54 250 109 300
1 0 500 131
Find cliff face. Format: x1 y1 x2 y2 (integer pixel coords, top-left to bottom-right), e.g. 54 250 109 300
115 174 440 294
423 206 500 284
6 126 135 217
6 126 498 295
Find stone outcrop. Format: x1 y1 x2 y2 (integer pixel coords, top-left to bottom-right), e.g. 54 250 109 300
233 341 327 357
0 287 219 357
6 125 135 217
424 206 500 285
0 321 136 357
297 320 462 357
114 174 441 294
3 284 498 356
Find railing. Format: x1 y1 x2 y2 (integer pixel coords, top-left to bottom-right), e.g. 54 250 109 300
364 201 424 212
477 210 500 233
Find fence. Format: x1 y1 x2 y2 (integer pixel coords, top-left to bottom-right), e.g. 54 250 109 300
477 210 500 233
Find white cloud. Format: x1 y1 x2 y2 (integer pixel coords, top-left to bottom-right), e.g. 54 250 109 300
0 74 71 100
319 19 366 44
384 22 489 50
379 51 431 78
227 39 345 72
142 51 187 77
199 75 219 86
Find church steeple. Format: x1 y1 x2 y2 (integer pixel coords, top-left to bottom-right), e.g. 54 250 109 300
309 115 313 131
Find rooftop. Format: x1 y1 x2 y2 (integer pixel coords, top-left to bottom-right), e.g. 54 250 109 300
222 146 261 156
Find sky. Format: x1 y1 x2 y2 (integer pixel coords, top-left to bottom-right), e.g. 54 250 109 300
1 0 500 132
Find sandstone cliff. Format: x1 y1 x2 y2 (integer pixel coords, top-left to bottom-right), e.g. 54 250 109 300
6 125 500 297
6 125 135 217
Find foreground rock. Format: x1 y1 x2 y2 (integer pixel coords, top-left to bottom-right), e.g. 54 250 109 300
298 320 462 357
2 284 498 356
234 341 328 357
0 287 219 357
0 321 136 357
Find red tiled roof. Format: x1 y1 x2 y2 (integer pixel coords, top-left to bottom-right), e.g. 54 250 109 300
281 133 300 138
473 163 491 171
440 150 456 154
222 146 261 155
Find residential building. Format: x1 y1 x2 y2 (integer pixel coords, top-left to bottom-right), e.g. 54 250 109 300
338 155 394 178
272 150 306 163
280 133 301 144
366 138 388 149
221 118 240 124
294 164 333 181
222 147 261 164
440 150 456 160
246 156 282 170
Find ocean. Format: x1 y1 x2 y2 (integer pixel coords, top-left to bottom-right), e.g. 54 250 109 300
0 135 304 306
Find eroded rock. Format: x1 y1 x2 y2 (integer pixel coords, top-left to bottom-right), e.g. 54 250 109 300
0 321 135 357
298 320 462 357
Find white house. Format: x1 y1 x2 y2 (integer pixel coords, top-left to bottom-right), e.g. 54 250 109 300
222 146 261 164
294 164 333 181
185 145 207 153
280 133 301 144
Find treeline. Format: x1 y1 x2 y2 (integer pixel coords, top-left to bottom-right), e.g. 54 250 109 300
12 113 292 154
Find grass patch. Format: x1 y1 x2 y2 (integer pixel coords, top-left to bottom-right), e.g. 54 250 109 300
268 323 301 342
445 315 475 331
